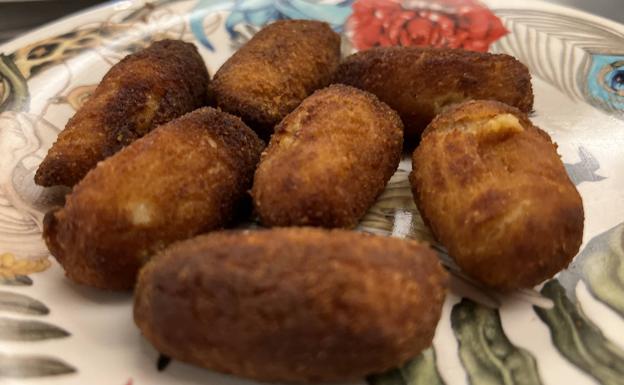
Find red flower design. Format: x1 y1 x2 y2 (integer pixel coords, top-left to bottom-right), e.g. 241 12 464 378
347 0 508 52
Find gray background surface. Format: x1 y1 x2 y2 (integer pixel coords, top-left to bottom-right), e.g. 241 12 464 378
547 0 623 23
0 0 622 45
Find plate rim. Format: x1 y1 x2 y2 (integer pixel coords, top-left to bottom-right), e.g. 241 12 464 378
2 0 624 54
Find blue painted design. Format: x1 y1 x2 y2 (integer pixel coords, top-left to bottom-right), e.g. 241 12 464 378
586 54 624 111
564 146 606 186
190 0 353 51
189 0 233 51
273 0 353 28
223 0 282 37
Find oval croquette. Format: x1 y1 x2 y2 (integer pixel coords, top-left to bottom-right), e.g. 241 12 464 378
334 47 533 141
252 84 403 228
43 107 264 290
410 100 584 290
211 20 341 138
133 228 448 383
35 39 210 187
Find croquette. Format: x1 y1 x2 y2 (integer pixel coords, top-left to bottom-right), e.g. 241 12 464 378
211 20 340 138
334 47 534 141
252 84 403 228
134 227 448 383
410 100 584 290
35 39 210 187
43 108 263 290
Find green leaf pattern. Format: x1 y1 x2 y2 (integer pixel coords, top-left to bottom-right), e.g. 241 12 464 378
535 280 624 385
0 317 70 341
0 354 75 378
0 280 75 378
0 290 49 315
367 348 446 385
559 223 624 317
451 299 543 385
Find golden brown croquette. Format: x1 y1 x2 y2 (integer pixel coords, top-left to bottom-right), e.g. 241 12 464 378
252 84 403 228
211 20 341 138
134 227 448 383
35 39 210 187
43 107 263 290
334 47 534 141
410 100 583 290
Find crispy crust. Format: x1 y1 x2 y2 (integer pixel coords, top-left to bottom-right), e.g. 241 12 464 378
35 39 210 187
43 107 264 290
211 20 341 138
251 84 403 228
410 100 583 290
334 47 534 141
134 228 448 383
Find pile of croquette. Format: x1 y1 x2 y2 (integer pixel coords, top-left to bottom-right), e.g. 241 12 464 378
36 19 582 384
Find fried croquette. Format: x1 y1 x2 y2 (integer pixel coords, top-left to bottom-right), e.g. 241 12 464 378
211 20 340 138
252 85 403 228
134 227 448 383
35 39 210 187
43 108 263 290
334 47 534 141
410 100 584 290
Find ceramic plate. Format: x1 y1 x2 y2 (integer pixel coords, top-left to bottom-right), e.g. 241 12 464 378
0 0 623 384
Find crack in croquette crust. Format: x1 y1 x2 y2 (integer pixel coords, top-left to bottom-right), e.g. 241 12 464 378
410 100 583 290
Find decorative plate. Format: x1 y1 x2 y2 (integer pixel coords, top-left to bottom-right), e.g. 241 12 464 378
1 0 623 384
